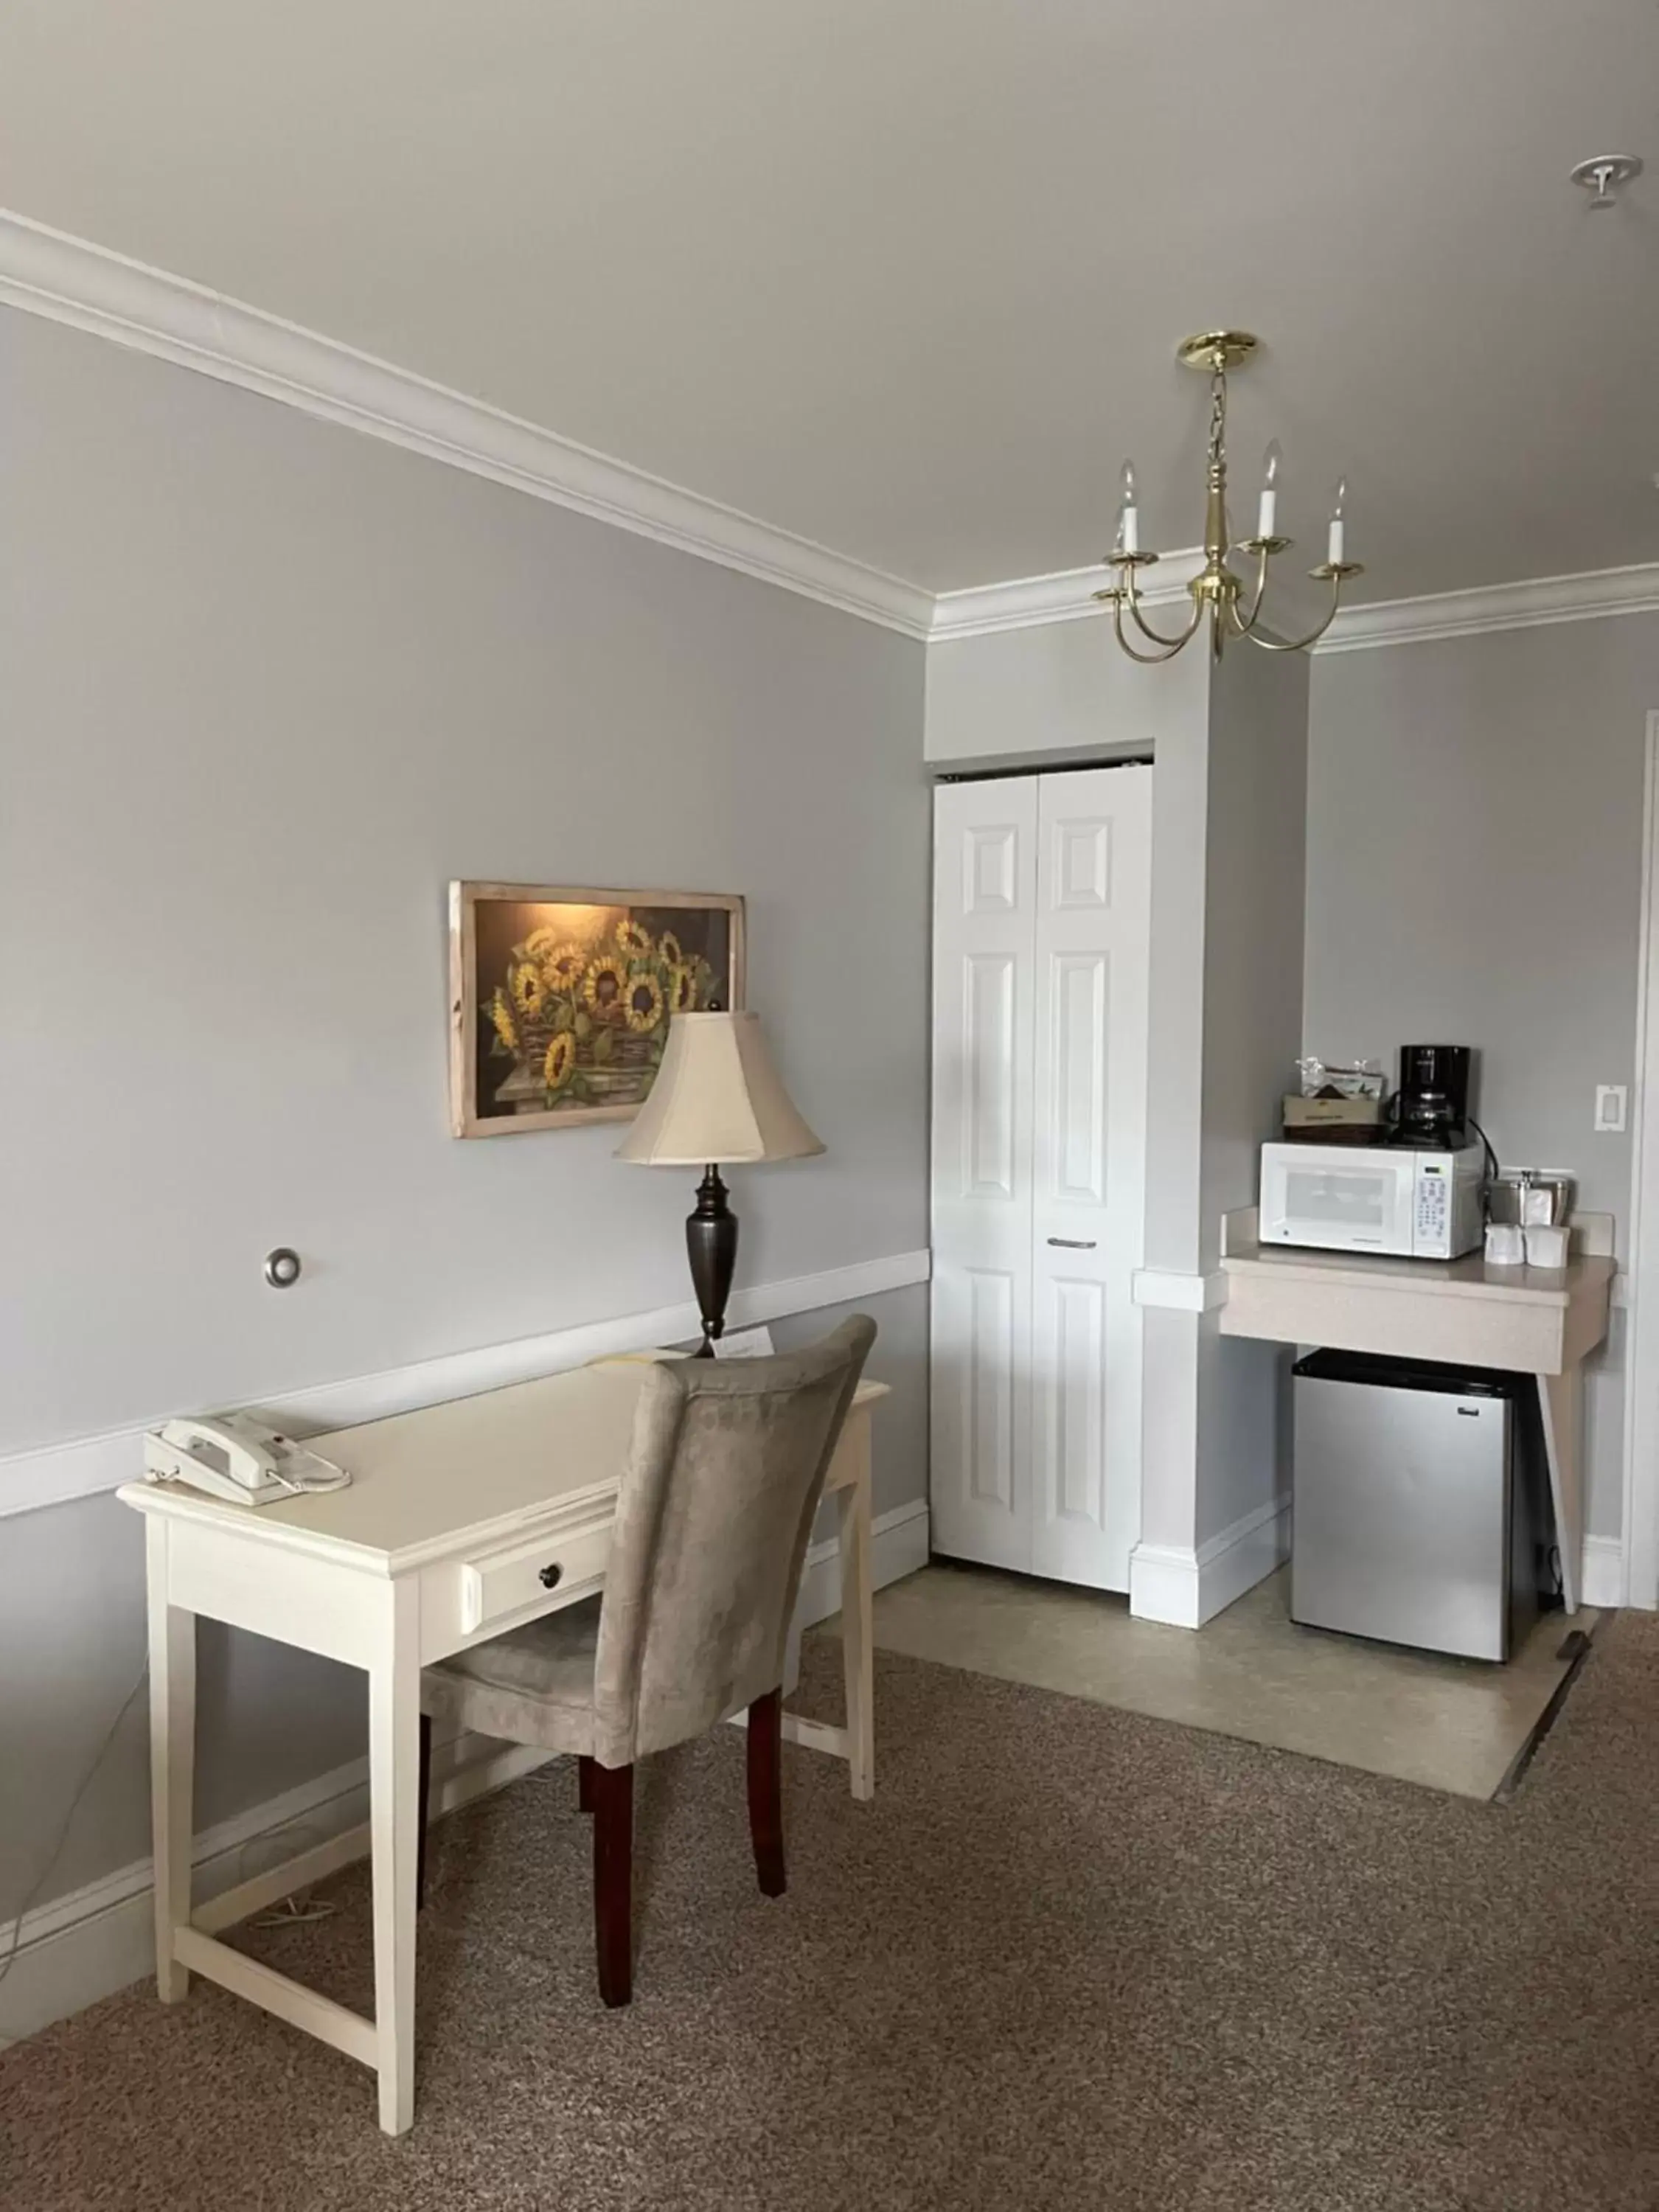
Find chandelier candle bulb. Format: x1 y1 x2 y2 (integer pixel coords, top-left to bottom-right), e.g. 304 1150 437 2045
1257 440 1281 540
1118 459 1139 554
1327 478 1347 566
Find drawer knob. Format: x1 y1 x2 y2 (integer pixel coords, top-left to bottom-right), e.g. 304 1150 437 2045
538 1562 563 1590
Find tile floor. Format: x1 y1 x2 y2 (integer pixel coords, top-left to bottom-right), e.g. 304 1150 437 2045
830 1562 1596 1800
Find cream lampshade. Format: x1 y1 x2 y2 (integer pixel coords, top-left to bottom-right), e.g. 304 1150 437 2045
616 1012 824 1354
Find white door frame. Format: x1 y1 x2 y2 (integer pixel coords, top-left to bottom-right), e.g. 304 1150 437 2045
1620 708 1659 1610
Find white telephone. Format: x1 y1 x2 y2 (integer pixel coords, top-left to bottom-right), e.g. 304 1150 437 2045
143 1411 350 1507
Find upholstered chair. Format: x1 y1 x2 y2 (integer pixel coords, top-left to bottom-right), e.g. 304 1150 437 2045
417 1315 877 2006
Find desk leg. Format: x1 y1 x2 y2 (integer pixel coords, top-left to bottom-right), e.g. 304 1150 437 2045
1538 1368 1585 1616
145 1521 195 2003
368 1582 421 2136
835 1426 875 1802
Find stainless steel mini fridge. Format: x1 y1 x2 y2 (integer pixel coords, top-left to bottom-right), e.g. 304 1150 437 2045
1290 1349 1543 1661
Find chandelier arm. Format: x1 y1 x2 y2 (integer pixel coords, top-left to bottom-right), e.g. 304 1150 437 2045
1125 596 1201 652
1239 574 1345 655
1228 547 1272 636
1121 565 1204 653
1111 592 1198 664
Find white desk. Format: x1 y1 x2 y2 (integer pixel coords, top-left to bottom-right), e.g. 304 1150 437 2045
1218 1214 1614 1613
119 1359 887 2136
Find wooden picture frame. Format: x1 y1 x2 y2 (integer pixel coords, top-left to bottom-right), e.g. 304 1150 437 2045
448 882 746 1136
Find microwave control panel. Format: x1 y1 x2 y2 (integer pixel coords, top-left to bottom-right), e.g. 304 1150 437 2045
1414 1164 1448 1247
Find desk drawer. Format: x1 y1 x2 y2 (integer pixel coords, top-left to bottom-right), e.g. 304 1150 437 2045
461 1518 612 1636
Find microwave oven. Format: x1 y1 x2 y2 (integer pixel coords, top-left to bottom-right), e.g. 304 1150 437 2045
1259 1141 1486 1261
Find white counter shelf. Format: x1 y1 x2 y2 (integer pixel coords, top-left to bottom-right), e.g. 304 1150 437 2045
1217 1210 1615 1613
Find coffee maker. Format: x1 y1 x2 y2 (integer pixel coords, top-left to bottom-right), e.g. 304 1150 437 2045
1389 1043 1472 1150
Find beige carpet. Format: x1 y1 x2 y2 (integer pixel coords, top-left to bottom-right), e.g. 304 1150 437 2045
4 1621 1658 2211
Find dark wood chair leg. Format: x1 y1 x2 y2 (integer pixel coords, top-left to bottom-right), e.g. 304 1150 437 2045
417 1711 433 1911
591 1760 634 2008
578 1753 595 1814
747 1686 787 1898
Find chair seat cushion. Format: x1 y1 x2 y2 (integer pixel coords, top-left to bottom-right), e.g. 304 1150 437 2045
422 1595 602 1756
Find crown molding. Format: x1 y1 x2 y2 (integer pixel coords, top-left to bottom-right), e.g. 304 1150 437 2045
4 210 1655 658
0 208 934 641
928 554 1206 641
928 554 1659 652
1316 563 1659 653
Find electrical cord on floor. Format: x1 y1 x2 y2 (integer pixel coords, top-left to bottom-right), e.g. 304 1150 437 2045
233 1822 341 1930
0 1659 150 2002
0 1667 350 2024
251 1893 339 1930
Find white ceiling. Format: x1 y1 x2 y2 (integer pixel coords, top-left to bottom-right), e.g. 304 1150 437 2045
1 1 1655 599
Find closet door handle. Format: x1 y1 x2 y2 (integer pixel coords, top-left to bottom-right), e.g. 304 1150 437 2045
1046 1237 1097 1249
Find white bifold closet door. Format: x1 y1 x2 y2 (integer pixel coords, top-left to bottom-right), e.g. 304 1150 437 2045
931 765 1151 1590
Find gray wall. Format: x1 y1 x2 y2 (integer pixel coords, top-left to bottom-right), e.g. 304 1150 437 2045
924 610 1208 767
1305 613 1659 1536
1194 647 1309 1546
0 305 928 1940
1141 684 1211 1277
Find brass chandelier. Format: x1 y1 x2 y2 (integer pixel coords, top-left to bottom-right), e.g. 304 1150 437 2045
1097 330 1362 661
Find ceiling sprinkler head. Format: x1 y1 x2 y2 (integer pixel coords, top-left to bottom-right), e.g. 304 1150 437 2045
1569 153 1644 208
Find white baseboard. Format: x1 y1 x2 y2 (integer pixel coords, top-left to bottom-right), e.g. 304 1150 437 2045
1129 1495 1291 1630
0 1247 931 1519
1580 1532 1626 1611
0 1495 929 2048
797 1499 931 1628
1129 1511 1624 1627
0 1722 537 2051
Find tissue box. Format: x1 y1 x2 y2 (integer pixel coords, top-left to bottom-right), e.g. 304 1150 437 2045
1282 1095 1382 1138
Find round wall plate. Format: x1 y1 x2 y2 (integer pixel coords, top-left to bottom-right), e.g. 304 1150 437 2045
1176 329 1259 372
1569 154 1643 204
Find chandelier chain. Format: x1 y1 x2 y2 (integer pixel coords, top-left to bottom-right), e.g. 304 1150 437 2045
1207 369 1227 473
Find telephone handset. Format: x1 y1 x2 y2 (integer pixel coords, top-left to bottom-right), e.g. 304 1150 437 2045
143 1411 350 1506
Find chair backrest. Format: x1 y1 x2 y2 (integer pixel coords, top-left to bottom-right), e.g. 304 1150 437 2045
589 1315 877 1766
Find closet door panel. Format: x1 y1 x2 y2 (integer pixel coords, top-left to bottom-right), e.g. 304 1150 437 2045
1030 766 1152 1590
930 778 1037 1572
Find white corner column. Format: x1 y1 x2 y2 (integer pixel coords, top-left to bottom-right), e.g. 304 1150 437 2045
1128 1279 1290 1628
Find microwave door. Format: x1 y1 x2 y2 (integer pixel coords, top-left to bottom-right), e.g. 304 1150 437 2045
1278 1159 1413 1254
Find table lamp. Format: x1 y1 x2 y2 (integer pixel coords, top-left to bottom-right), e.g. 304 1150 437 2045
615 1011 824 1355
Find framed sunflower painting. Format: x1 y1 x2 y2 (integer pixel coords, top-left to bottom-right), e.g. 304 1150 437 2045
448 883 745 1135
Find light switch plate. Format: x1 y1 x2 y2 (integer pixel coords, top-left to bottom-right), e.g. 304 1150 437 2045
1595 1083 1628 1133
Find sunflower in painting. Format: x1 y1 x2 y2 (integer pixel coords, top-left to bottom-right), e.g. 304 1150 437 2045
480 901 729 1121
510 961 546 1019
583 952 628 1015
543 1030 577 1093
623 970 666 1034
540 942 587 994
